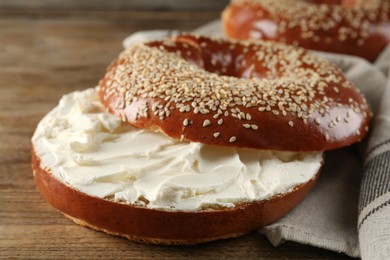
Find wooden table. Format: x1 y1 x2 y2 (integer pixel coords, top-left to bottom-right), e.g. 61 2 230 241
0 4 351 259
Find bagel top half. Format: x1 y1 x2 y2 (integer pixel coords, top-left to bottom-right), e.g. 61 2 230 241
99 34 370 151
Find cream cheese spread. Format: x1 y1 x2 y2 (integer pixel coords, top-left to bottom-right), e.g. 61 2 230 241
32 88 323 211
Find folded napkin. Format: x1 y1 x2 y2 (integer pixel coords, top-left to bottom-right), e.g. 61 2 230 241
122 20 390 259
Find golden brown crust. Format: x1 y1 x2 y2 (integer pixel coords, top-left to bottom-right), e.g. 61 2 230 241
99 34 371 151
223 0 390 62
65 214 248 245
32 148 319 245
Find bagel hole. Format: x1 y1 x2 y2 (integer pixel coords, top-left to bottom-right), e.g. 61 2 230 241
149 39 255 79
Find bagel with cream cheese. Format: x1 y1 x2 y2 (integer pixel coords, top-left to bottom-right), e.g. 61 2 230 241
32 34 371 244
223 0 390 62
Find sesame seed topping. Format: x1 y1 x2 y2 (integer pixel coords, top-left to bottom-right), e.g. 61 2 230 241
246 0 390 47
203 119 211 127
229 136 237 143
101 33 369 148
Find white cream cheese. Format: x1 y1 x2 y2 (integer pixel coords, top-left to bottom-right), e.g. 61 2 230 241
32 88 323 211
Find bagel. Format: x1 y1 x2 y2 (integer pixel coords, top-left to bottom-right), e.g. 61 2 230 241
100 34 370 151
222 0 390 62
32 34 371 245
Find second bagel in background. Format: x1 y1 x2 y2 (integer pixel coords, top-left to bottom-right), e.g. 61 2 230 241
223 0 390 62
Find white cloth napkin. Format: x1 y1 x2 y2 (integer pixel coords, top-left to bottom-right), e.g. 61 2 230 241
122 20 390 259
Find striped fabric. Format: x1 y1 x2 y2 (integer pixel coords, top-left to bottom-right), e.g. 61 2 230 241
359 151 390 216
122 23 390 259
358 54 390 259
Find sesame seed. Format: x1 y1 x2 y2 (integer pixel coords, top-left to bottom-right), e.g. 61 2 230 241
229 136 237 143
213 132 220 138
243 123 251 129
288 121 294 127
314 118 321 125
183 118 189 126
251 124 258 130
218 119 223 125
203 119 211 127
194 107 199 114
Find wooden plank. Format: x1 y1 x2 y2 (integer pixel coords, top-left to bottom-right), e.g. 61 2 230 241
0 9 221 21
0 0 230 12
0 13 350 259
0 224 348 259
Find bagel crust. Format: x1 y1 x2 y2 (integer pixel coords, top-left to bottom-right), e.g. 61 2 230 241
223 0 390 62
99 34 370 151
32 148 319 245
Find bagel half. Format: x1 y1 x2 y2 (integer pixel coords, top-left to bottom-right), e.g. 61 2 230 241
32 34 370 245
32 148 320 245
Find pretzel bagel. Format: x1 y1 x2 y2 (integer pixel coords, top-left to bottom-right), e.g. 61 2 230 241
223 0 390 62
32 34 372 245
99 34 370 151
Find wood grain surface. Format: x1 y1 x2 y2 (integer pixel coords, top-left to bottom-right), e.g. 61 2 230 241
0 5 350 259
